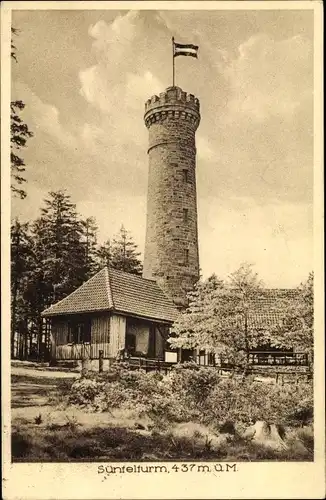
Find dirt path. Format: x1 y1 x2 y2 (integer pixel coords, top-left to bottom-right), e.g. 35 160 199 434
11 363 79 410
12 365 79 379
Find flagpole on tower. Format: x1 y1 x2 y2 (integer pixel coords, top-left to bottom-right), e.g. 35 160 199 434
172 37 175 87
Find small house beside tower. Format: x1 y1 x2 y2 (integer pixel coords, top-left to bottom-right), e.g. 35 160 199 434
42 268 179 369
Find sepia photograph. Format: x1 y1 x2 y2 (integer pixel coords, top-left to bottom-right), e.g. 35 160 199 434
1 1 324 498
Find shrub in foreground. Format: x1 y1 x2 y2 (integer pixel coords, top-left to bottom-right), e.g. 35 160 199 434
69 364 313 429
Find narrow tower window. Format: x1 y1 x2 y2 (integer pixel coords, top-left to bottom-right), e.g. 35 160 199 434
184 249 189 266
183 208 189 223
183 169 189 182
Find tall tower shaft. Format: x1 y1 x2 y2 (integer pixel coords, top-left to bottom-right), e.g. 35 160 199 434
143 86 200 308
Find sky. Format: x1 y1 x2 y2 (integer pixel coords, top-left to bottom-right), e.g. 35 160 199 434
11 8 314 287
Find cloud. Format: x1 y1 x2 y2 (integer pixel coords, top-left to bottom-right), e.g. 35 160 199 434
78 11 165 151
11 81 149 201
224 34 312 122
12 82 76 148
89 11 141 55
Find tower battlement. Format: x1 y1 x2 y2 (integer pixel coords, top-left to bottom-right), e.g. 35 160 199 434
144 86 200 129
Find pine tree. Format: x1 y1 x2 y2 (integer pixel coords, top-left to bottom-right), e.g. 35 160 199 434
96 238 113 270
25 191 87 354
111 225 143 275
11 27 33 199
100 225 143 275
81 216 98 279
31 190 86 304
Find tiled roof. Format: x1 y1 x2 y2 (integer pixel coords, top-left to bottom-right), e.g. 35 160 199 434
42 267 178 323
109 269 178 322
238 289 299 330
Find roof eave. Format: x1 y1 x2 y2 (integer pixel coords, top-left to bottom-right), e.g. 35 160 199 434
113 309 177 324
42 306 178 324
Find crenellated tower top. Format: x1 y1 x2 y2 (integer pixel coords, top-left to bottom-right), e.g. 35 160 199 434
144 86 200 130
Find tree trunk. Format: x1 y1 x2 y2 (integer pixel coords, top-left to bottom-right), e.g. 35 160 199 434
244 312 250 368
37 315 43 360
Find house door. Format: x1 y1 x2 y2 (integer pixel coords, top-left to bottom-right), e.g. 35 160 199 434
70 319 91 360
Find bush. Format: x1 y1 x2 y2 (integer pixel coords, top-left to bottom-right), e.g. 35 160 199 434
69 378 105 407
171 365 221 406
205 378 313 427
68 365 313 430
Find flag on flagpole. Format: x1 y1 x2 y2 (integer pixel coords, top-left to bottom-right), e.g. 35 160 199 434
173 41 199 58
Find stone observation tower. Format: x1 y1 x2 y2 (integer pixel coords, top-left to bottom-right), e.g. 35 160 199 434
143 86 201 308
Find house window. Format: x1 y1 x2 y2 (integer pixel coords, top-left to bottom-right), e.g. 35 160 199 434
184 249 189 266
183 169 189 182
183 208 189 223
68 319 91 344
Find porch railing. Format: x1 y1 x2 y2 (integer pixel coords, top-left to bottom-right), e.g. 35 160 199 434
248 351 308 366
120 350 309 372
193 351 309 368
121 356 174 374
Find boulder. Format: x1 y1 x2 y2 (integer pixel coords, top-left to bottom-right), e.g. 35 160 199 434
244 420 288 451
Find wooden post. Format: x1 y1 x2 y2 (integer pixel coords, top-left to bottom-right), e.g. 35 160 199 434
99 350 104 373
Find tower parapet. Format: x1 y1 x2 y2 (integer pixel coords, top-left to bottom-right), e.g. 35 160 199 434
143 86 201 308
144 86 200 130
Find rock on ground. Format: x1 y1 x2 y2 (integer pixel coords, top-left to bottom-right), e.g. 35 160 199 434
244 420 288 450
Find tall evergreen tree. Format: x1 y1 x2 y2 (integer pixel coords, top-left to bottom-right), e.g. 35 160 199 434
81 216 98 279
11 27 33 199
96 238 113 270
24 191 87 353
110 225 143 275
31 190 86 305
